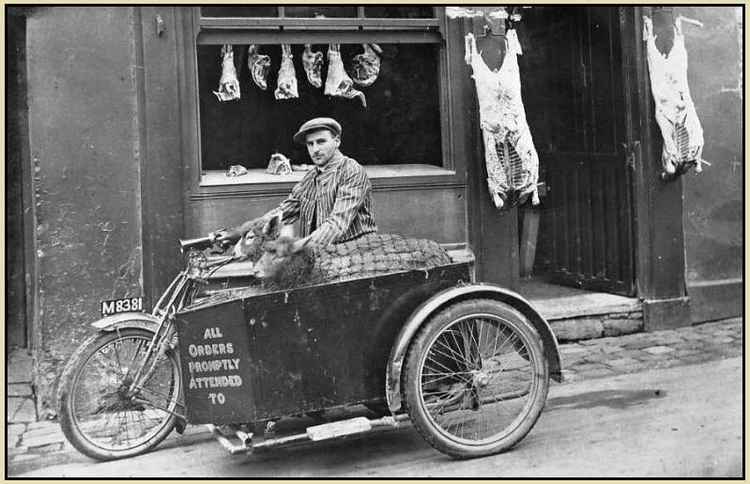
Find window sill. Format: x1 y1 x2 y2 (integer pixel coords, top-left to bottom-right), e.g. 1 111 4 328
191 164 462 200
200 164 456 186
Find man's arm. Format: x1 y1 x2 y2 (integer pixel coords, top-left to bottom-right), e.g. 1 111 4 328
215 175 310 243
308 163 370 246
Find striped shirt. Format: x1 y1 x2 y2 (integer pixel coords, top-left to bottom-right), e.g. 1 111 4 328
279 151 377 246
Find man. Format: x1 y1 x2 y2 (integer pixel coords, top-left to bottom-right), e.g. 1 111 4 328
217 117 377 247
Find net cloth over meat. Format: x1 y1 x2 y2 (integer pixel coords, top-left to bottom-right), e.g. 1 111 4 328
309 233 452 285
643 16 705 177
465 29 540 210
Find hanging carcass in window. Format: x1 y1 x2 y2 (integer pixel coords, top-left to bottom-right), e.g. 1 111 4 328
213 45 241 102
464 26 540 209
302 44 324 88
275 44 299 100
351 43 382 87
325 44 367 108
247 44 271 90
643 15 707 179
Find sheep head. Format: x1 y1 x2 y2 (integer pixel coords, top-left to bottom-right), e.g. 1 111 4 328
251 233 315 289
232 212 282 262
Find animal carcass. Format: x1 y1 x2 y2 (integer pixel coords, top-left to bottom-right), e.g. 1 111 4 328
249 217 452 290
351 43 382 87
324 44 366 108
275 44 299 100
213 45 240 102
643 16 705 177
302 44 324 88
247 44 271 90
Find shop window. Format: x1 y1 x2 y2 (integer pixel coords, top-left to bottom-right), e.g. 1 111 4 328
193 6 448 185
198 43 441 171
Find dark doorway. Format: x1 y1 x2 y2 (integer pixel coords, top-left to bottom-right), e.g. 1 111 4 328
520 7 636 296
6 12 31 348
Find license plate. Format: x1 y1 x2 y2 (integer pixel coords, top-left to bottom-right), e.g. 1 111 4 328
101 297 144 316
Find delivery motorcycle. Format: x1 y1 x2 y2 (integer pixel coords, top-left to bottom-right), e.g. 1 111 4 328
57 234 562 461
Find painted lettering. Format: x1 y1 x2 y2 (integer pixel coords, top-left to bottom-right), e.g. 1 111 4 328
186 374 243 389
203 327 224 339
187 358 241 374
187 342 236 358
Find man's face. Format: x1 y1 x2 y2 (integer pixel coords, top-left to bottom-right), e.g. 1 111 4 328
305 129 340 167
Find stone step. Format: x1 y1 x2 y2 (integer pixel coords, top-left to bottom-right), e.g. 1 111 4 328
550 312 643 342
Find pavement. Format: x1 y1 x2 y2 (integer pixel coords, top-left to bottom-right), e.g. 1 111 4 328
6 317 743 475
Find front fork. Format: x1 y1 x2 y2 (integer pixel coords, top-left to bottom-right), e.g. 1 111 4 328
124 271 193 421
126 320 187 426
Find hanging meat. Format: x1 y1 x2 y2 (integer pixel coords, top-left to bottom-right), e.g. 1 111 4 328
464 30 540 209
302 44 324 88
212 45 240 102
643 16 706 178
351 43 382 87
324 44 366 108
275 44 299 100
247 44 271 90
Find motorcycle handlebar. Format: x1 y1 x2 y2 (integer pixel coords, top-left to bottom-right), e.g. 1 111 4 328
179 235 215 252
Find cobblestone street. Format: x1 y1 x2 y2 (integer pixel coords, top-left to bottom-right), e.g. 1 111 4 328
558 317 742 382
6 317 743 475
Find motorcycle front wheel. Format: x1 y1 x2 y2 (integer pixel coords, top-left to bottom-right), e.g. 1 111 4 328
57 327 182 460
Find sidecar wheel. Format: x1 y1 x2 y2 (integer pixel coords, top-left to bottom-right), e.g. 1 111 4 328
58 327 181 461
403 299 549 459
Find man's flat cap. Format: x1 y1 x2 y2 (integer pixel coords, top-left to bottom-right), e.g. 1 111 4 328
293 117 342 145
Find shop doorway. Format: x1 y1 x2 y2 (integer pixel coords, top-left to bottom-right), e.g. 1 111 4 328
519 6 636 297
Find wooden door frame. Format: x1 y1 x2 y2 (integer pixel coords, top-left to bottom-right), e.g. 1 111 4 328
623 6 690 329
8 10 36 349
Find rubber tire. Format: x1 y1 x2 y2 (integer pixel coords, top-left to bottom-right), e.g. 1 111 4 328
57 327 180 461
403 298 549 459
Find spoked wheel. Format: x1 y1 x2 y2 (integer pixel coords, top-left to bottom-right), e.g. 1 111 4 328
403 299 549 458
57 327 182 460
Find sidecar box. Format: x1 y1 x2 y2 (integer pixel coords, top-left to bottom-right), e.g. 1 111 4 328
175 261 472 425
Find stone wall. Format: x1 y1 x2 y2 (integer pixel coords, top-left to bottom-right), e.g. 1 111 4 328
26 7 144 417
678 7 742 284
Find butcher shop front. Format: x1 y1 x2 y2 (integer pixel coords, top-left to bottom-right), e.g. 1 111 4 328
183 6 466 263
8 5 742 417
178 5 641 294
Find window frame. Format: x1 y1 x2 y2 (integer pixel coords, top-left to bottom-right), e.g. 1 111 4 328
177 6 464 200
